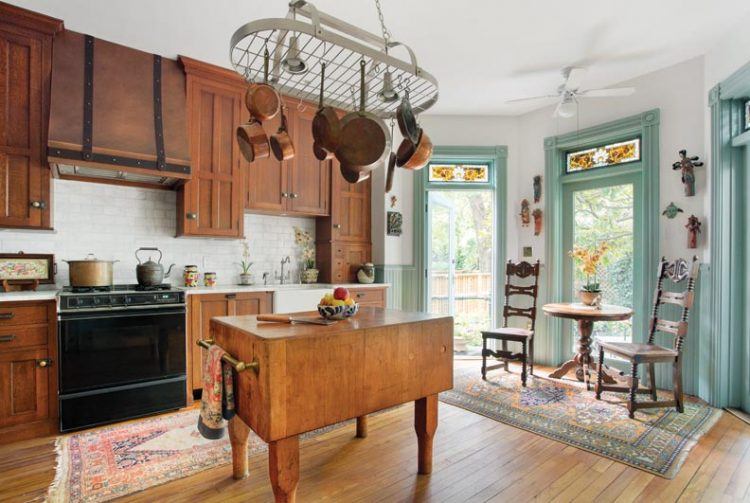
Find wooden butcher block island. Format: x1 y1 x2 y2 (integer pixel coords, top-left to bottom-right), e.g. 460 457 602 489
208 307 454 502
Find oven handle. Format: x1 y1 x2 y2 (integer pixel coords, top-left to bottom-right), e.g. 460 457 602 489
59 308 186 322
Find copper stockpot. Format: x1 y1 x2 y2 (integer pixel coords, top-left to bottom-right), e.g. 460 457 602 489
64 254 118 287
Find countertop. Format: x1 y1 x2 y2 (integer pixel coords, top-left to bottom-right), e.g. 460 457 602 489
213 307 447 341
0 290 58 303
179 283 389 294
0 283 389 303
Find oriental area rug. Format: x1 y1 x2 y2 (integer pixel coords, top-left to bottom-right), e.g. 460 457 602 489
439 367 721 479
46 409 347 503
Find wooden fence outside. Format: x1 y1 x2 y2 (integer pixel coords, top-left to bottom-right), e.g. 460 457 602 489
429 271 492 316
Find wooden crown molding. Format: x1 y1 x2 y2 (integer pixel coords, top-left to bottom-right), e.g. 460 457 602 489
179 55 246 87
0 1 63 35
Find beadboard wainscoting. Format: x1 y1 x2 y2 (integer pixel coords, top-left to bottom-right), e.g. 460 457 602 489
0 179 315 286
376 265 420 312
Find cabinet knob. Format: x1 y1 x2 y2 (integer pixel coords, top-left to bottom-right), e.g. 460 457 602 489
186 212 198 220
332 224 342 229
281 192 289 198
225 293 237 300
30 200 46 209
290 193 299 199
37 358 52 368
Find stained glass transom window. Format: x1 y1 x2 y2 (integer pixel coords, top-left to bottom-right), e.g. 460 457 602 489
566 138 640 173
428 164 489 183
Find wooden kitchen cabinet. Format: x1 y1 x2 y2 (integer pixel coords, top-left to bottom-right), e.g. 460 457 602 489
245 99 330 217
177 57 246 238
0 299 58 443
316 159 372 283
347 286 387 308
188 291 273 392
0 4 62 230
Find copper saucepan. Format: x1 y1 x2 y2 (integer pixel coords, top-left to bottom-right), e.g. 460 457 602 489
335 60 390 180
311 62 339 161
270 107 295 161
237 118 269 162
245 49 280 122
396 128 433 170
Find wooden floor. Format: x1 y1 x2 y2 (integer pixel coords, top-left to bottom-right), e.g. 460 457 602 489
2 363 750 502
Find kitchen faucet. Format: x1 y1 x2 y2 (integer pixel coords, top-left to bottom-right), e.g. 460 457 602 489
280 256 291 284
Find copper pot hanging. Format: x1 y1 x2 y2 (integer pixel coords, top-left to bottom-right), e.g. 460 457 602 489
311 62 339 161
270 107 295 161
244 49 280 122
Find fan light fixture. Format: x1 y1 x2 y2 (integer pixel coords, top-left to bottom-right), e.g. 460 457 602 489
377 70 399 103
281 35 308 75
557 96 577 118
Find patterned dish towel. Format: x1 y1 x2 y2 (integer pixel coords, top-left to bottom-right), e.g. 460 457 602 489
197 344 236 439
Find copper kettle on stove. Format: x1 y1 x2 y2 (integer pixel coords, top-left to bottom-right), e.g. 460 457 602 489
135 247 175 287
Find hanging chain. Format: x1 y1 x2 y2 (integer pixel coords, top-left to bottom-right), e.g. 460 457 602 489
374 0 392 51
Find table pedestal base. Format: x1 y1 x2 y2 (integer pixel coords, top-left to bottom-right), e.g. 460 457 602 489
548 319 619 390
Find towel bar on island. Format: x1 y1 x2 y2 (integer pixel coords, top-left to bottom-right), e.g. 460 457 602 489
196 338 259 374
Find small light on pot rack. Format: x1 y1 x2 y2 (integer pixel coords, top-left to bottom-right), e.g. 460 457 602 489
377 70 399 103
281 35 308 75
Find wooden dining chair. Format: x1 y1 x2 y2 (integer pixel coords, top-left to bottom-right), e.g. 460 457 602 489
595 256 700 418
481 260 541 387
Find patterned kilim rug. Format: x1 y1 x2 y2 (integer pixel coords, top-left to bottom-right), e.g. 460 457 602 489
439 367 721 479
46 409 347 503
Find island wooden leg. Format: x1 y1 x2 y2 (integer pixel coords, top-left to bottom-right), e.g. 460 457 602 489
268 435 299 503
415 394 438 475
228 416 251 480
356 415 368 438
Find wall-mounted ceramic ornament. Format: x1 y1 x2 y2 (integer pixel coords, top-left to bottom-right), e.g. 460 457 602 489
662 202 684 219
520 199 530 227
532 208 543 236
390 195 398 208
523 246 533 257
685 214 701 249
387 211 403 236
533 175 542 203
672 150 703 197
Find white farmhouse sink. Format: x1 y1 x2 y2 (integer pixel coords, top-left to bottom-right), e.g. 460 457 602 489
272 286 330 314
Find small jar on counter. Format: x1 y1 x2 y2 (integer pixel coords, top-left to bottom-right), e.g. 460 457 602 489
183 265 199 287
204 272 217 287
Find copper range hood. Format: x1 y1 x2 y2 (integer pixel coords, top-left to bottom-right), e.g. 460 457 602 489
47 30 191 188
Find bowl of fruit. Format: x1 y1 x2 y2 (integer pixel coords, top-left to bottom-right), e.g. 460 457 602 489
318 287 359 320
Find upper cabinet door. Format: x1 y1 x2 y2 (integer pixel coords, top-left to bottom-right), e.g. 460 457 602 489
245 111 288 213
0 22 54 229
182 77 244 238
288 104 330 216
332 160 371 243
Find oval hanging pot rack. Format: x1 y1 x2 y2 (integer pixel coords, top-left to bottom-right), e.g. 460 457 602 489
229 0 439 119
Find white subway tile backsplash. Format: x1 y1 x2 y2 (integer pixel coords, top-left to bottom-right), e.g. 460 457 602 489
0 179 315 287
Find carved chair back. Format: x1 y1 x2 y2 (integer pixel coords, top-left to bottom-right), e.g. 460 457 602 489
647 256 700 353
502 260 541 332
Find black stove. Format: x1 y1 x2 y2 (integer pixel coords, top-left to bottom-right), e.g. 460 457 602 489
57 283 187 431
59 284 184 312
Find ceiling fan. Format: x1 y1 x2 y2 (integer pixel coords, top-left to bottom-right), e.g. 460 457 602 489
507 67 635 118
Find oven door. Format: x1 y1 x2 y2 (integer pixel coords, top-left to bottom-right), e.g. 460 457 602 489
58 307 186 394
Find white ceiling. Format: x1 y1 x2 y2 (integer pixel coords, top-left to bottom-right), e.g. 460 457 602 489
9 0 750 115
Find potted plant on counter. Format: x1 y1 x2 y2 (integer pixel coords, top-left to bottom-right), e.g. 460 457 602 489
238 241 254 285
295 227 318 284
569 241 609 306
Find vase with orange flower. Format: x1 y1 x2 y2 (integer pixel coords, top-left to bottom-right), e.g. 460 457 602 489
568 242 609 306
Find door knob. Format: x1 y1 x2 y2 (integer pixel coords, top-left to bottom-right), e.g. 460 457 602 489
30 200 46 209
37 358 53 368
333 224 342 229
186 212 198 220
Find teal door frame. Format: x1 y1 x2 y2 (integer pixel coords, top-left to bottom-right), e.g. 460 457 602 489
708 60 750 410
561 170 644 354
413 146 507 314
542 110 660 368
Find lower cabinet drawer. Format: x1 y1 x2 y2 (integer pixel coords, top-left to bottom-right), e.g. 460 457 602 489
0 325 48 350
0 305 49 327
349 288 385 307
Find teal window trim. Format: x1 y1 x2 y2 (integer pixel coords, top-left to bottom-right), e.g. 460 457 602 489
543 110 660 367
708 58 750 410
413 145 507 313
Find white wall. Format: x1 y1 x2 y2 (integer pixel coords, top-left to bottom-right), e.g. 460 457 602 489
705 11 750 89
518 57 708 264
0 179 315 287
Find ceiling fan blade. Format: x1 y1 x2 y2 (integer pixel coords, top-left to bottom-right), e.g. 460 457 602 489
564 67 587 91
505 95 559 104
579 87 636 98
